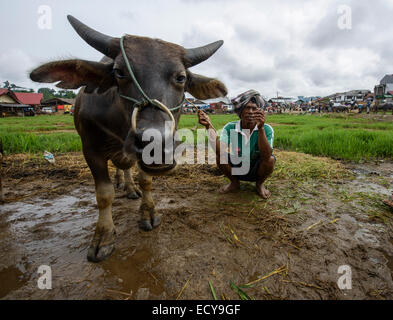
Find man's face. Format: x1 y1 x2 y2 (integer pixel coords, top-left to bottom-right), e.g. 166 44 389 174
241 101 259 127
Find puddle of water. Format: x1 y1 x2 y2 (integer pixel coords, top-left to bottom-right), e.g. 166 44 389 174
0 186 169 299
2 189 96 246
4 193 94 227
348 178 391 197
348 164 393 197
0 265 29 298
103 246 164 299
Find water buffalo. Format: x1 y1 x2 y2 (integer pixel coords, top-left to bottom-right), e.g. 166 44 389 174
30 15 227 262
375 103 393 115
332 105 348 113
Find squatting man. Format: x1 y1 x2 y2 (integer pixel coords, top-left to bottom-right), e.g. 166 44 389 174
197 90 275 198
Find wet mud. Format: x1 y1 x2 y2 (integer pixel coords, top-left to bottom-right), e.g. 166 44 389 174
0 152 392 300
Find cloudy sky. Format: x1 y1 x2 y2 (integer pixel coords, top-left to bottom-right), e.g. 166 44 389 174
1 0 393 99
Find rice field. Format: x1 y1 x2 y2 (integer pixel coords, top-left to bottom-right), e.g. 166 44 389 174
1 113 393 161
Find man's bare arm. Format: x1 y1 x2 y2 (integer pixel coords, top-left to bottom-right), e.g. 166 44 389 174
255 110 272 161
197 110 228 160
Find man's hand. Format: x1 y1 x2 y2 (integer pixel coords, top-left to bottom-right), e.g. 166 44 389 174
254 109 266 129
198 109 213 129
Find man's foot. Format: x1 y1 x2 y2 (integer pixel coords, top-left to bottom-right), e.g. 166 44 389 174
256 183 271 199
219 181 240 194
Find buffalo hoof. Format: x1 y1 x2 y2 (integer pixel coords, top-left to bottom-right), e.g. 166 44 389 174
138 215 162 231
135 187 142 197
152 214 162 228
139 219 153 231
115 183 125 190
127 191 140 200
126 186 142 200
87 244 115 263
87 228 116 263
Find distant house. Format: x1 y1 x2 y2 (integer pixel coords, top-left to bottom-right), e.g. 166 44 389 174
41 97 76 113
295 96 322 105
380 74 393 90
269 97 297 104
0 89 43 106
327 90 370 103
374 74 393 98
0 88 17 104
202 97 233 113
0 89 43 116
183 98 209 113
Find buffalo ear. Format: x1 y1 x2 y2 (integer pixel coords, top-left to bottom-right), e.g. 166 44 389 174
30 59 116 94
186 71 227 100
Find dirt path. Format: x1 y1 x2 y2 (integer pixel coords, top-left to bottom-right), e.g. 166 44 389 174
0 151 392 300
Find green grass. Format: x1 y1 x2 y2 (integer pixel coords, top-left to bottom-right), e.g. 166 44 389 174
178 113 393 161
1 113 393 161
269 114 393 161
0 115 80 154
1 132 81 154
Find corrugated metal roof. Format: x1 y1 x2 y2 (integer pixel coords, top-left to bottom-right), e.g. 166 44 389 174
42 97 75 105
13 92 43 105
0 89 43 105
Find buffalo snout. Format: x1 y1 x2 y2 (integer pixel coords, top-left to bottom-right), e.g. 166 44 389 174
123 106 177 174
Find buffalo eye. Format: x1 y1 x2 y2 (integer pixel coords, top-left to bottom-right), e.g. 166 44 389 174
175 74 186 84
114 68 128 79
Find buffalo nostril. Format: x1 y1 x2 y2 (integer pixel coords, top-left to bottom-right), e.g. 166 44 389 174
135 136 144 151
124 133 144 156
135 136 155 153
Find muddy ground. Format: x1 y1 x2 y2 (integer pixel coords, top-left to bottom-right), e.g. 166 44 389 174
0 150 392 300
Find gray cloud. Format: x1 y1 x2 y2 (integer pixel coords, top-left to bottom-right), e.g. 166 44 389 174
0 0 392 98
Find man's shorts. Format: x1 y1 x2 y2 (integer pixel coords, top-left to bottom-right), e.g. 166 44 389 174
228 154 276 182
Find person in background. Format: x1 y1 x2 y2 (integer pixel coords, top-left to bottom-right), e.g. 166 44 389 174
366 98 371 114
197 90 275 199
358 103 363 114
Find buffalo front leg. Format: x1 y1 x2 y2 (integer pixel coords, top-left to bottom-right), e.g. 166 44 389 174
86 157 116 262
138 171 162 231
124 168 142 199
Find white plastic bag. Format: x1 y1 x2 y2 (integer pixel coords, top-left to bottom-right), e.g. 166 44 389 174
44 151 55 164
